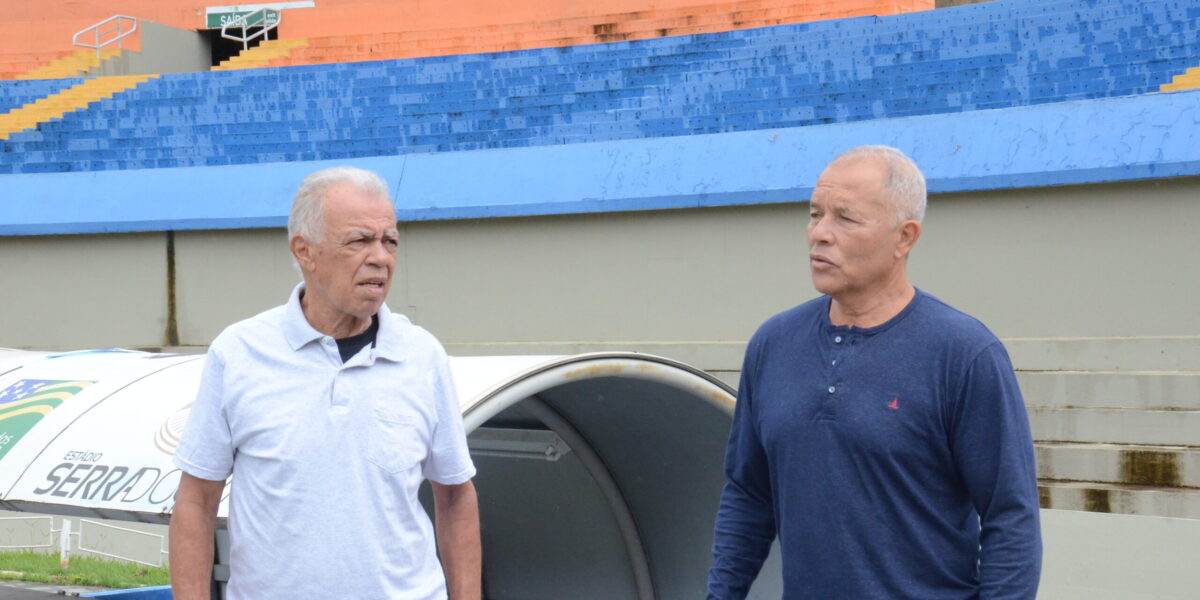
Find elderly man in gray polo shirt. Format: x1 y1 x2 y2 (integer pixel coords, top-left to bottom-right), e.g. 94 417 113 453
169 166 481 599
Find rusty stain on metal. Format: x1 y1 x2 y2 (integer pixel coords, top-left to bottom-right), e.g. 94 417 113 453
1083 488 1111 513
562 363 628 379
1119 450 1180 487
703 387 735 408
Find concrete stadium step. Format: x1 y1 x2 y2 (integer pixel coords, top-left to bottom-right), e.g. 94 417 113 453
265 0 916 68
0 74 158 140
1038 481 1200 519
1160 64 1200 91
16 48 122 80
287 0 912 42
1018 371 1200 410
304 4 850 45
212 38 308 71
1030 407 1200 447
1007 336 1200 372
0 49 74 80
1036 442 1200 488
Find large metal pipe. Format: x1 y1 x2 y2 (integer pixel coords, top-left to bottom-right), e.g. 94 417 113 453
523 394 655 600
0 348 767 598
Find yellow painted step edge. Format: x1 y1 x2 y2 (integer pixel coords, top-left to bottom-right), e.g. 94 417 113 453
0 74 157 139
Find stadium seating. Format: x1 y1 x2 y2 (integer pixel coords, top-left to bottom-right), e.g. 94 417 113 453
262 0 920 68
0 0 1197 174
0 78 85 114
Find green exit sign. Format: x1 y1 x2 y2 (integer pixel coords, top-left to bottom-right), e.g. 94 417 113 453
206 9 281 29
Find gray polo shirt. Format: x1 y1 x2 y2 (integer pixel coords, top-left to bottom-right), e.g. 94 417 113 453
175 284 476 599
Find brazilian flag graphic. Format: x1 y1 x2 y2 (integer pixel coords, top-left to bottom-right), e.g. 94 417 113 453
0 379 93 461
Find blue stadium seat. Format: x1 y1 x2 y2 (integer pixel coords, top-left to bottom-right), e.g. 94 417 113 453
3 0 1198 173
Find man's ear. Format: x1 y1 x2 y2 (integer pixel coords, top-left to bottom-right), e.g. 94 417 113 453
896 220 922 260
290 235 315 273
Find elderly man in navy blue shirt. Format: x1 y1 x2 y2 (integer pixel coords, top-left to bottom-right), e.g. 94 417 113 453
708 146 1041 599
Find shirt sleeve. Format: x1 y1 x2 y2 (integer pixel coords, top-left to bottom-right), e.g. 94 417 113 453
950 342 1042 599
173 349 235 482
707 333 777 600
422 349 476 485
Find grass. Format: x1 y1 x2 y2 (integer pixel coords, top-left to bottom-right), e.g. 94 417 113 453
0 551 169 589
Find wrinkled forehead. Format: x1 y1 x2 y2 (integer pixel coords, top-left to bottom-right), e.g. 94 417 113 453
322 184 397 230
812 157 889 207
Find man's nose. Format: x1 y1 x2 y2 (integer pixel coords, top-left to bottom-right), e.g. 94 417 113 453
366 240 393 265
808 217 833 246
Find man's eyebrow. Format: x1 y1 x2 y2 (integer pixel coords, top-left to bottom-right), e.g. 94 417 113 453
342 229 399 241
342 229 377 240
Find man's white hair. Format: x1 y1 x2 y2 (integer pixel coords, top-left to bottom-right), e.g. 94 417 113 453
288 166 390 243
829 145 927 223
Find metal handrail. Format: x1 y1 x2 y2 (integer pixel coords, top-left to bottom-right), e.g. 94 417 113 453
72 15 140 59
221 8 283 51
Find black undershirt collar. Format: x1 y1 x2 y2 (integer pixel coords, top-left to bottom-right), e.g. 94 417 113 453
335 314 379 363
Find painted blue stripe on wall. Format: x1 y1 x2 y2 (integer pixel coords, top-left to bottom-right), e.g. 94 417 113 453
1 89 1197 236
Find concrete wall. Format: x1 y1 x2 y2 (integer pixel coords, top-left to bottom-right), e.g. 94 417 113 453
1039 509 1200 599
5 176 1195 361
92 20 212 77
0 232 167 350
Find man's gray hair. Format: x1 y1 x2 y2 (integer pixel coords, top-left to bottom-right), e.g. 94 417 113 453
288 166 391 243
830 145 927 223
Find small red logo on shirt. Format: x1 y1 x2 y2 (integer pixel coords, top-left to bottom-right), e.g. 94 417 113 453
887 397 899 410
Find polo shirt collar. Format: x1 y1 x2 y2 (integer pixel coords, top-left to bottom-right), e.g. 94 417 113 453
282 283 408 362
372 306 408 362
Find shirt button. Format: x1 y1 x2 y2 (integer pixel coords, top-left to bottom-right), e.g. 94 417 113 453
834 336 842 343
828 386 836 394
832 360 837 365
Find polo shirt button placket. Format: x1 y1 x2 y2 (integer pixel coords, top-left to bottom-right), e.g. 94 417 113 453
330 370 349 410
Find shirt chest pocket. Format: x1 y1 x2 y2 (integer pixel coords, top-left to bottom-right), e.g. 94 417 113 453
367 409 429 474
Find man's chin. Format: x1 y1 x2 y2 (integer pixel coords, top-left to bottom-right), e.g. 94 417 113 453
350 296 386 317
810 275 841 297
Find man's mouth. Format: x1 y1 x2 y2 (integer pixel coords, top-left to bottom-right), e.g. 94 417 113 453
810 254 835 267
358 278 387 289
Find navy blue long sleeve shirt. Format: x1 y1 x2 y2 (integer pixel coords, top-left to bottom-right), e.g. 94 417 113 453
708 290 1041 599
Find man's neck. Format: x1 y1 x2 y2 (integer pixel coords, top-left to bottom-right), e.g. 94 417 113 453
828 281 916 329
299 290 373 339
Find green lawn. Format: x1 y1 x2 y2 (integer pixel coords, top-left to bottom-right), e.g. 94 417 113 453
0 551 169 589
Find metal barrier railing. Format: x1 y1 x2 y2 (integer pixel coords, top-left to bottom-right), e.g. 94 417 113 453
0 515 53 550
77 518 169 568
72 15 140 59
0 515 168 567
221 8 283 51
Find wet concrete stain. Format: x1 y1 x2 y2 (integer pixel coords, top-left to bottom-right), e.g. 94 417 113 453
1119 450 1180 487
164 230 180 347
1083 488 1111 513
1038 486 1051 509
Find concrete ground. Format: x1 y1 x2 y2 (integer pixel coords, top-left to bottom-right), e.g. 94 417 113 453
0 580 111 597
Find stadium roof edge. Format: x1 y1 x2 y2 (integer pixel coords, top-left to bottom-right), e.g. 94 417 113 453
1 88 1198 236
